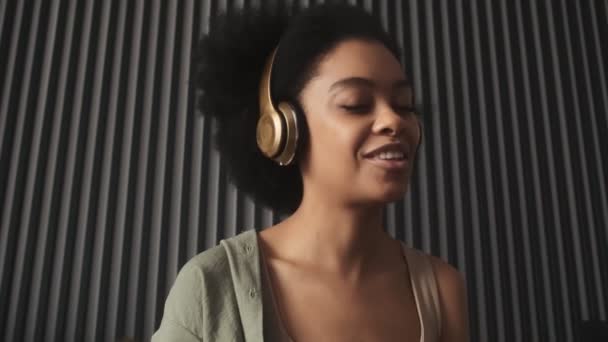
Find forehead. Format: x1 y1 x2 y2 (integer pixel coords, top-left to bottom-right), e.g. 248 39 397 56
312 39 409 91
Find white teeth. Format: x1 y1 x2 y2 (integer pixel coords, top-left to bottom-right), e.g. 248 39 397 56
376 151 404 160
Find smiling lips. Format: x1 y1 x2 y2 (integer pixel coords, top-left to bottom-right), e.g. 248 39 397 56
362 142 409 171
365 155 408 171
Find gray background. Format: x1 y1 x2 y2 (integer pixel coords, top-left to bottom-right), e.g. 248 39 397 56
0 0 607 341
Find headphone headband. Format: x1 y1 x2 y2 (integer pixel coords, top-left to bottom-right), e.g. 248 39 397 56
257 46 299 166
259 48 277 118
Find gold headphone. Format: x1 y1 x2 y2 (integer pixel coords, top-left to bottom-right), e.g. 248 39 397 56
257 48 299 166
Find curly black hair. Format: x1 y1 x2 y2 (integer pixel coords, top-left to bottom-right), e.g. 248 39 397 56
193 3 403 215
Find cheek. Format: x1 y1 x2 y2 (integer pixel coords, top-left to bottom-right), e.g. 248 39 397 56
310 120 367 174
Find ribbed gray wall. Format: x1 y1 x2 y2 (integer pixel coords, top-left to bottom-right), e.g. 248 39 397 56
0 0 606 341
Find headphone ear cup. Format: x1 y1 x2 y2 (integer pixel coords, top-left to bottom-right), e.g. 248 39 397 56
256 110 285 159
273 101 299 165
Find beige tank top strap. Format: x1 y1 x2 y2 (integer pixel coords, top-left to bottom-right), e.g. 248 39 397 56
401 242 442 341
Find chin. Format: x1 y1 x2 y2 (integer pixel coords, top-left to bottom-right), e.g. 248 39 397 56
350 178 410 205
372 184 410 203
381 190 408 202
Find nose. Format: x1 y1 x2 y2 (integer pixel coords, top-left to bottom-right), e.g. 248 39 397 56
371 104 423 148
371 105 406 137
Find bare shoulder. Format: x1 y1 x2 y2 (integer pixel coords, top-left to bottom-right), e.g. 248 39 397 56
428 255 470 342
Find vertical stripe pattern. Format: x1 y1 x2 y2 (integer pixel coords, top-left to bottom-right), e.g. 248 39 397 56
0 1 606 341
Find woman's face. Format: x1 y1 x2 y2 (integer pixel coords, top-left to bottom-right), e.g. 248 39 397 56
297 38 421 206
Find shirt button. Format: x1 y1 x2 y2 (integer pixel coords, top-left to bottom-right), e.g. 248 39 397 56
244 243 253 255
249 288 257 299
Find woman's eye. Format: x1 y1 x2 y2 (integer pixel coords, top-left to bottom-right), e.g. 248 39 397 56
341 105 371 113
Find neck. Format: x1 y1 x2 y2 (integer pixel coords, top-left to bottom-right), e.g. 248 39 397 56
273 184 395 280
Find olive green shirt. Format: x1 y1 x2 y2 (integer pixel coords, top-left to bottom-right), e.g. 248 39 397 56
152 229 270 341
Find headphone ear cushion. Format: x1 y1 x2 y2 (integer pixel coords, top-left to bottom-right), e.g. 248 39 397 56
273 101 299 165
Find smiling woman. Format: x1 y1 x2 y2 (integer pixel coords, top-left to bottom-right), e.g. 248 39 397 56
153 3 468 341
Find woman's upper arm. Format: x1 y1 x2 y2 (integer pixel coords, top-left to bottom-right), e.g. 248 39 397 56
152 263 206 341
430 256 470 342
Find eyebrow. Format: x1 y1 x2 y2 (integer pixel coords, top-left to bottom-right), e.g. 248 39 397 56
328 77 412 93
